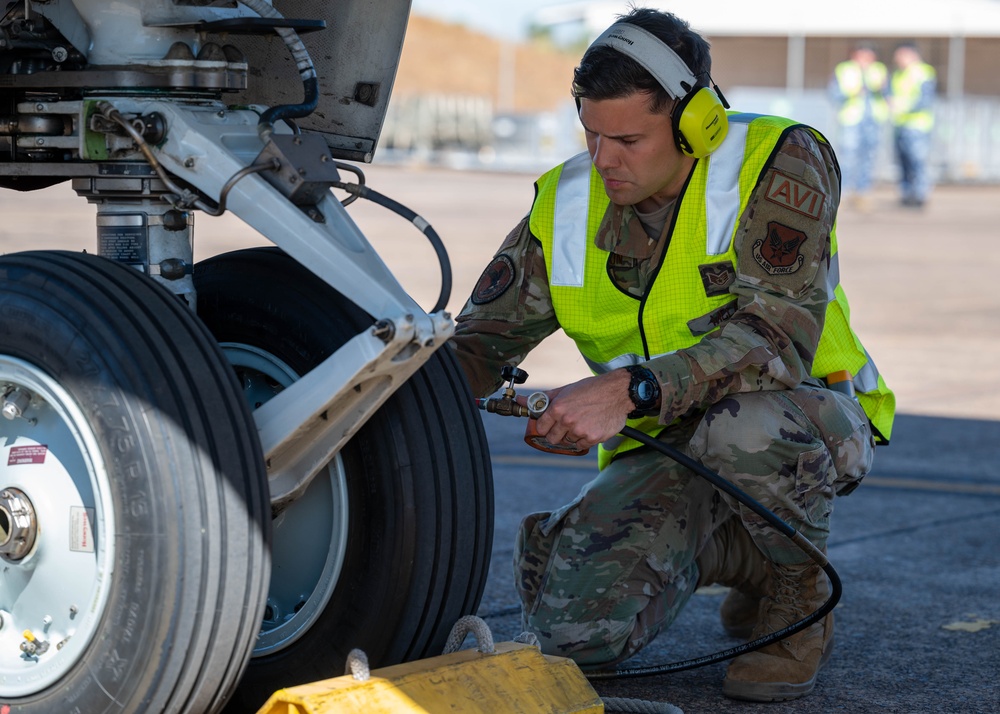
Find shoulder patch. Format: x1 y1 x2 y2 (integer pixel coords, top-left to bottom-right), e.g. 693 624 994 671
753 223 806 275
471 254 516 304
764 171 825 220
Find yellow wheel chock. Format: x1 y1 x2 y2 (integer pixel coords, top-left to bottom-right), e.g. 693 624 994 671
255 617 604 714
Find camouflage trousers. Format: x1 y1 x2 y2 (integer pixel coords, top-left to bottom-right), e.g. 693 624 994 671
513 385 873 668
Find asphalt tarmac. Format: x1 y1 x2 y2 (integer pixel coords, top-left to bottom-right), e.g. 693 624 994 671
5 164 999 713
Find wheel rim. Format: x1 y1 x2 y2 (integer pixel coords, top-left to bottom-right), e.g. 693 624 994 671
219 343 349 656
0 356 115 697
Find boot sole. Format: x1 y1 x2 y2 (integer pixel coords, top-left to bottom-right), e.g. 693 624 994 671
722 634 835 702
723 675 817 702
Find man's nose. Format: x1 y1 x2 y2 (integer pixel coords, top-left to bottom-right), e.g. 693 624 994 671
590 136 618 171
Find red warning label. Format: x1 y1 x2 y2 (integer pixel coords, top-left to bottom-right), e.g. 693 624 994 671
8 444 48 465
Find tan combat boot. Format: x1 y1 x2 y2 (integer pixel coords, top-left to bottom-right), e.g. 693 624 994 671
695 518 769 639
722 560 834 702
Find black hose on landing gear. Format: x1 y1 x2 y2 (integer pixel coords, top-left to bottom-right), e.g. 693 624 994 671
583 425 841 679
337 181 453 315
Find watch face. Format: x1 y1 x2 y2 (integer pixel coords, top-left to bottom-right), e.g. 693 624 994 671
627 366 659 415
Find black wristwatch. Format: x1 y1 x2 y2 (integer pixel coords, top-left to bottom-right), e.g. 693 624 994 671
624 365 661 419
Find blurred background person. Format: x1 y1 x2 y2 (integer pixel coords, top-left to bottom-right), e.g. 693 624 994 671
828 43 889 213
889 43 937 208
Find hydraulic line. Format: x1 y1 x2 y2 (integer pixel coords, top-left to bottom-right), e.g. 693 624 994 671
335 178 453 315
239 0 320 135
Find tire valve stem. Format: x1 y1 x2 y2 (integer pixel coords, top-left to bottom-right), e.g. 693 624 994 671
20 629 49 657
2 387 31 421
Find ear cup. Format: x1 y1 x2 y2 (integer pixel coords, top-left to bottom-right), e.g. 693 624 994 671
671 86 729 158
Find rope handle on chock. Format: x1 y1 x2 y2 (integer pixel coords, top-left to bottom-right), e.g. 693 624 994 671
343 616 531 682
443 615 496 654
344 648 371 681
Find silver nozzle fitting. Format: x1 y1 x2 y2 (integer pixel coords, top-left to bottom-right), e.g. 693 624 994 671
526 392 549 419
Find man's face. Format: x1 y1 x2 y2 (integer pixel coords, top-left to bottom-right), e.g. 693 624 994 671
579 92 695 213
894 47 916 68
854 48 876 66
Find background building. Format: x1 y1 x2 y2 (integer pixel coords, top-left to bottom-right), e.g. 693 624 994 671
383 1 1000 181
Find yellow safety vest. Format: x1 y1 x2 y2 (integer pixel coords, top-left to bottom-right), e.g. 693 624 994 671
891 62 936 131
835 60 889 125
530 113 895 468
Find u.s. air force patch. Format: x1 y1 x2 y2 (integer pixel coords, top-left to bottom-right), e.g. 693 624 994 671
471 254 516 304
753 222 806 275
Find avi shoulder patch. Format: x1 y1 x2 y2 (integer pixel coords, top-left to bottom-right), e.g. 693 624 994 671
471 254 516 305
752 222 807 275
764 171 825 220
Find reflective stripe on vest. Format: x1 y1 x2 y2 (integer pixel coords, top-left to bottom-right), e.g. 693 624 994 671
551 152 592 287
706 120 749 255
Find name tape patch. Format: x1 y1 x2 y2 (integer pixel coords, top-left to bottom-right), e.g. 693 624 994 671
764 171 825 220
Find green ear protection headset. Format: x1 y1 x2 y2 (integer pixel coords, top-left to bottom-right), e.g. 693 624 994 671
588 22 730 158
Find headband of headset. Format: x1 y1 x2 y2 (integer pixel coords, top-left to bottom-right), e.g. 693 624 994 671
586 22 729 158
588 22 700 100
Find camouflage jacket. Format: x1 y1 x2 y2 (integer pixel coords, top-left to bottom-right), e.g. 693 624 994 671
450 126 841 426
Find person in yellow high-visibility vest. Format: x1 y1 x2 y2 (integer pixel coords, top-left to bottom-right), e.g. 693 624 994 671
827 44 889 212
889 43 937 207
450 6 893 703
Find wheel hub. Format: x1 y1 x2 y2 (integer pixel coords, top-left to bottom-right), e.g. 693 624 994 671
0 487 36 561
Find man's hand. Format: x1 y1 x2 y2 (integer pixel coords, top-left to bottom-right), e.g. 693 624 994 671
531 368 636 450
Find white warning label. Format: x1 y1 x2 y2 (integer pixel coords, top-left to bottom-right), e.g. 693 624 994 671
70 506 95 553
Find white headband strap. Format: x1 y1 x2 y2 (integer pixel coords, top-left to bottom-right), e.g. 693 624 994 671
587 22 696 99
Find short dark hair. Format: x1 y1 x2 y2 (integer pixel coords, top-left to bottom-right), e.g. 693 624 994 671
572 6 712 115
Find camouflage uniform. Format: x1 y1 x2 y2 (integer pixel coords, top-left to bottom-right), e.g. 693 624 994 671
450 127 875 667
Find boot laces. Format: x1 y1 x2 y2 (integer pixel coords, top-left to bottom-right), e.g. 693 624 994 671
763 563 811 629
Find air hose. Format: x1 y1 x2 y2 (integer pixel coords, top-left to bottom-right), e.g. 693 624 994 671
479 382 841 679
584 424 841 679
